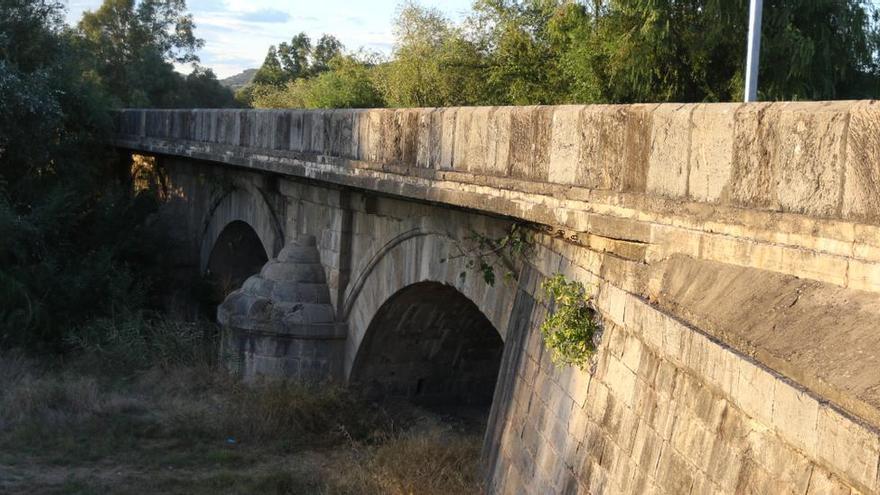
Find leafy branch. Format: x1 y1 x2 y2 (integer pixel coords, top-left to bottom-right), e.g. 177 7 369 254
540 274 600 369
442 222 534 286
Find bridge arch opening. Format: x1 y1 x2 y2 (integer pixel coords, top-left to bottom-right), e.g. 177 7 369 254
205 220 268 298
349 282 504 414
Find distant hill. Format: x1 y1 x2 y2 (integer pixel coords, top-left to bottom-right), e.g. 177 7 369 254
219 68 257 90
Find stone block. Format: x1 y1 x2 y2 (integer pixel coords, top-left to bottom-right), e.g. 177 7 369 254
653 359 678 399
603 323 626 359
364 110 383 161
816 405 880 492
688 103 740 203
620 332 645 374
453 106 473 172
655 447 696 495
844 100 880 222
466 107 492 174
438 108 456 170
561 365 592 408
730 102 775 208
732 101 851 216
576 104 653 192
780 240 848 287
509 106 551 182
585 381 610 423
745 428 812 494
328 110 354 158
805 467 855 495
397 109 419 165
603 356 639 408
770 382 820 454
647 224 702 262
548 106 583 185
486 107 512 176
733 359 776 426
378 109 399 164
310 110 328 153
415 108 434 168
647 103 692 199
631 420 663 476
847 259 880 292
568 407 591 440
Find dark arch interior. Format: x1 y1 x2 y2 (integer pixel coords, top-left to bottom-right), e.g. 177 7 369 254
206 220 268 297
350 282 504 412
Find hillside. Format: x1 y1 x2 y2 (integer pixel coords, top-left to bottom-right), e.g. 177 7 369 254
219 68 257 90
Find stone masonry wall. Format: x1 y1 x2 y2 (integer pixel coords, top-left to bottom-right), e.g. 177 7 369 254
486 244 880 494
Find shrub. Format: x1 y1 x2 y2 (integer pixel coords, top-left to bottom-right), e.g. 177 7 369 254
539 273 600 369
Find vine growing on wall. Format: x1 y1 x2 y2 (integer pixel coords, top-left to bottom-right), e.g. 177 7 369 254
442 222 534 286
540 274 600 369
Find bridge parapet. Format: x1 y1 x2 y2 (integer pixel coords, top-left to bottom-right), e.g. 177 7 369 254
116 102 880 222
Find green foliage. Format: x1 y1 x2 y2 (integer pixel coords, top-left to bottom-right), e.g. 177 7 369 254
0 0 175 350
521 0 880 103
443 223 534 286
540 274 600 369
253 45 286 86
253 32 345 87
244 0 880 109
375 3 486 107
75 0 235 107
252 54 384 109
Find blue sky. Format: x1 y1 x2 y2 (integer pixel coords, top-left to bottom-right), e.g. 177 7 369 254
63 0 473 78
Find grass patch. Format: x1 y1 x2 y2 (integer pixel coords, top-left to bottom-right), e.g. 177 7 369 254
0 331 485 494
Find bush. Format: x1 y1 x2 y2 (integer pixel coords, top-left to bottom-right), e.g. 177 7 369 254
540 273 601 369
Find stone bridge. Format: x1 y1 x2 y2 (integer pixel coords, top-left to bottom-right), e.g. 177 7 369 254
114 102 880 494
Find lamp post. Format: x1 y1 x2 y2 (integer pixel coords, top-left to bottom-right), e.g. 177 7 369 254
744 0 763 102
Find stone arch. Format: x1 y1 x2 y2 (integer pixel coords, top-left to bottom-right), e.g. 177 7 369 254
205 220 269 293
199 180 284 274
349 281 504 407
341 224 519 380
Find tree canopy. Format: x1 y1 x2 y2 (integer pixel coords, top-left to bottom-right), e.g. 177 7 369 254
76 0 235 107
246 0 880 109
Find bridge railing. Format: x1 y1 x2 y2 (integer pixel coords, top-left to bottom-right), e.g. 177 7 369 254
114 102 880 226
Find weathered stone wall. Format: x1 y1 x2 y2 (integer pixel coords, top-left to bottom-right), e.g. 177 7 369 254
115 103 880 494
487 240 879 494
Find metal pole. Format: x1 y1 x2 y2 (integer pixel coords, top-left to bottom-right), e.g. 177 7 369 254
744 0 763 102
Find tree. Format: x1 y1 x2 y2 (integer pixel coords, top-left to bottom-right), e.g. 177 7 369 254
376 3 487 107
253 45 286 86
311 34 343 75
252 54 383 109
562 0 880 103
179 65 238 107
468 0 589 105
76 0 204 106
277 33 311 80
1 0 166 349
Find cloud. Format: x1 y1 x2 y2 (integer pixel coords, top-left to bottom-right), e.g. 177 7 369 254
238 9 290 23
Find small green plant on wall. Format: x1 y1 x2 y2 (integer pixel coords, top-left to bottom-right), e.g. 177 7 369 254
442 223 534 286
540 274 600 369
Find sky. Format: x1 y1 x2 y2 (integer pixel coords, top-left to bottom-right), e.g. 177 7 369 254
63 0 473 79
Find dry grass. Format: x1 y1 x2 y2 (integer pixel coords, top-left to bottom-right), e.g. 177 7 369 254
324 419 484 495
0 348 485 494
